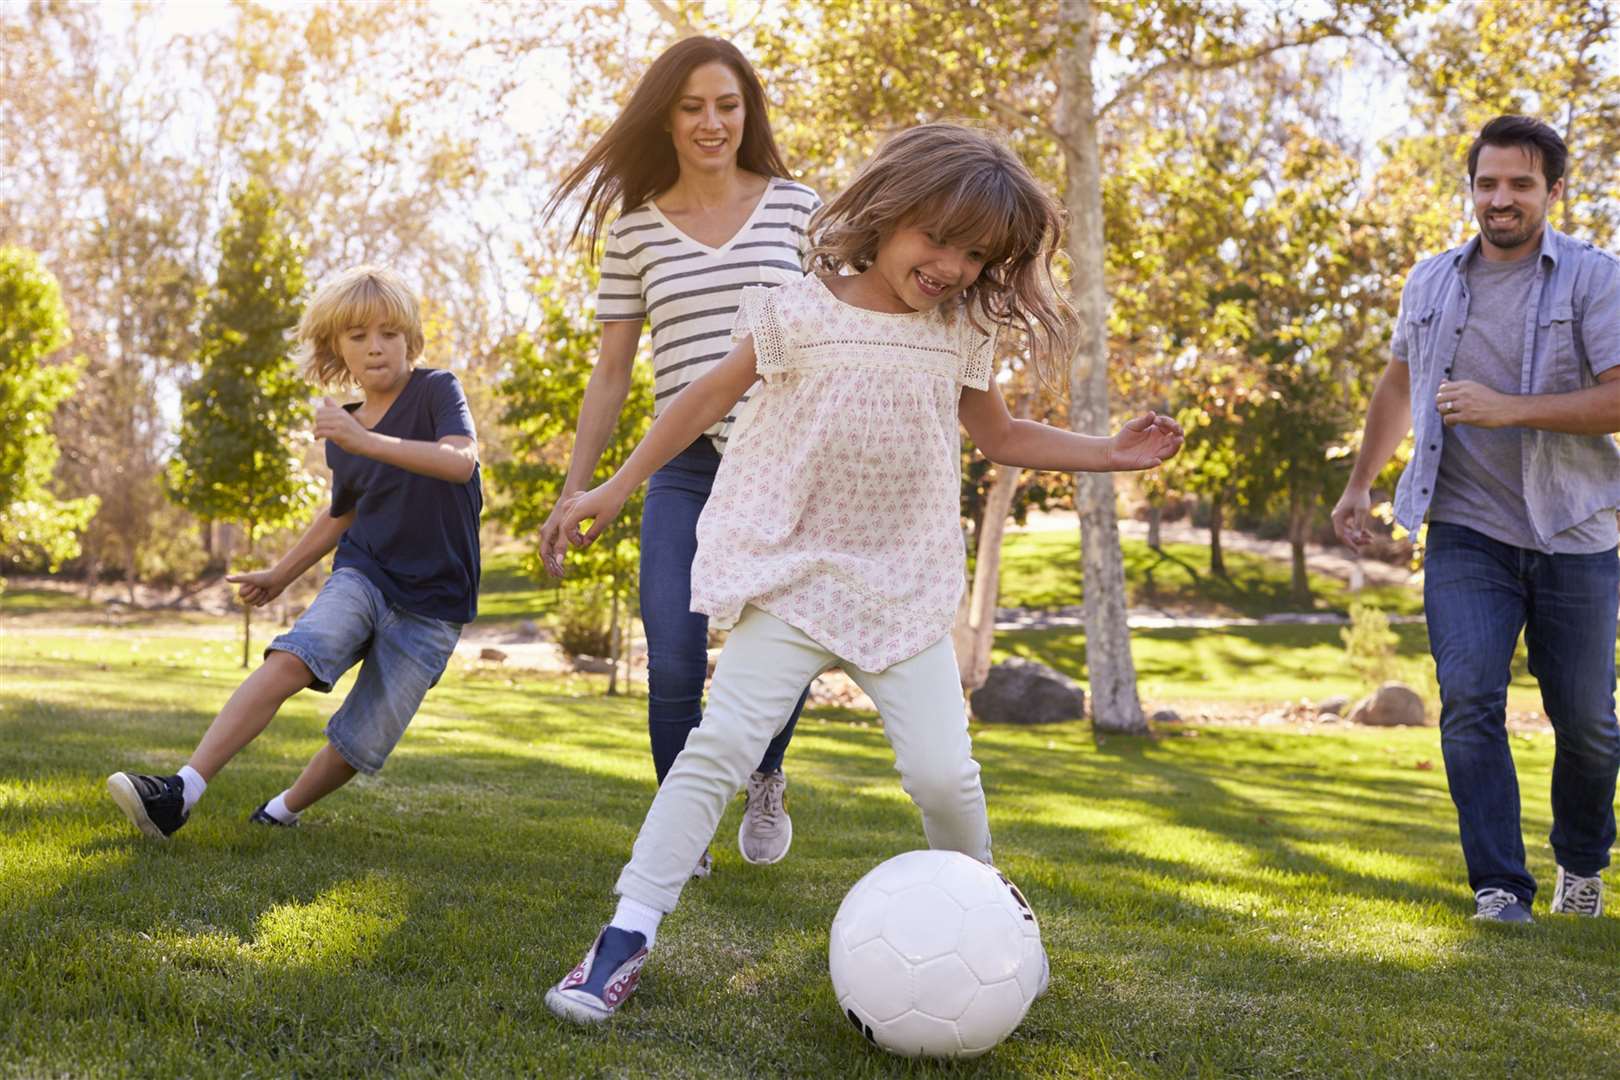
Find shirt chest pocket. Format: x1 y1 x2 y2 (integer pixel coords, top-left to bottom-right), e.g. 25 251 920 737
1538 302 1587 390
1407 307 1439 367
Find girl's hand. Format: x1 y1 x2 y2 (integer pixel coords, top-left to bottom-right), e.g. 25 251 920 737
227 569 285 608
1107 412 1185 471
314 397 374 453
556 482 628 553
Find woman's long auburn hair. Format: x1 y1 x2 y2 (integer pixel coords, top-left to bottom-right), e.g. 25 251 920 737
806 123 1080 388
544 36 793 258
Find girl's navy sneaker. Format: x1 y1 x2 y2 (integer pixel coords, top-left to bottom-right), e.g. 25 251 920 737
545 927 649 1024
106 772 188 839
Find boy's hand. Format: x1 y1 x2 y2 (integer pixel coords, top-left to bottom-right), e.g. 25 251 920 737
227 569 285 608
1107 412 1184 471
555 483 628 557
314 396 373 453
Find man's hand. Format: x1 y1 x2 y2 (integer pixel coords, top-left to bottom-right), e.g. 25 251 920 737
1331 485 1374 554
227 569 286 608
1436 380 1518 429
1106 412 1185 471
314 396 374 452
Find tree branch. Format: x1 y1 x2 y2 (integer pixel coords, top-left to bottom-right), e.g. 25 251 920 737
1098 24 1350 118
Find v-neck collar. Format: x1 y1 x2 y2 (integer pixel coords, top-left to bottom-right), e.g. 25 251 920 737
648 177 777 256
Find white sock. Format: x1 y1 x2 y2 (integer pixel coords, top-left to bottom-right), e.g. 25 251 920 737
177 765 207 813
264 790 300 824
611 896 663 949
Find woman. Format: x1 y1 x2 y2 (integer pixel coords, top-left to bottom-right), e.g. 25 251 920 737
540 37 817 876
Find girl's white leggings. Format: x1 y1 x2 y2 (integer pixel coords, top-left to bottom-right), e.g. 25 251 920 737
615 605 993 912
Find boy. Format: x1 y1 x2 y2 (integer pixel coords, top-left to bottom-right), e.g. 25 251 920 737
107 265 482 836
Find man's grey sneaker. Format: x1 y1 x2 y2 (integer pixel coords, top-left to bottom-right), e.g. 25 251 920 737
249 801 298 828
106 771 188 839
691 849 714 879
1473 887 1534 923
545 927 649 1024
738 768 792 865
1549 867 1603 917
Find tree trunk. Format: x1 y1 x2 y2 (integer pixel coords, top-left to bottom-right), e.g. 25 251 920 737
241 518 253 668
1146 502 1161 550
606 582 621 696
1288 490 1311 606
1209 491 1227 578
952 461 1022 691
1059 0 1145 734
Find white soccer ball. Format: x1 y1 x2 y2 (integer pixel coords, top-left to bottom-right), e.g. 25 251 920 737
828 849 1045 1058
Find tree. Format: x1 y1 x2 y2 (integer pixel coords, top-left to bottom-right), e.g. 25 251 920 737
168 179 317 666
0 246 98 578
491 284 653 694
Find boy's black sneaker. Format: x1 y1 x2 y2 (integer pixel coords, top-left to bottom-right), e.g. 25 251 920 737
249 801 298 827
107 771 188 839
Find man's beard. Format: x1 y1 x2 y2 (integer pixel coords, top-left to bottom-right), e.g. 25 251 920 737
1479 209 1539 250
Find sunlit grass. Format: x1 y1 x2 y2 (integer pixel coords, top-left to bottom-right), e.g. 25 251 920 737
998 531 1424 617
993 622 1599 715
3 625 1617 1078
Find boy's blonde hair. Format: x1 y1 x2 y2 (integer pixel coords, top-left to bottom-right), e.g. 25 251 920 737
296 265 426 388
806 123 1079 387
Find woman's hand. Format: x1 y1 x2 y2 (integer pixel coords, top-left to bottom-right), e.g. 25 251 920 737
553 482 629 559
540 493 583 578
1107 412 1185 471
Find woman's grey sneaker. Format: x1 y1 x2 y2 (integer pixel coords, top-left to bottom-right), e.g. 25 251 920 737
106 772 188 839
1549 867 1603 916
1472 887 1534 923
738 769 792 865
545 927 649 1024
691 848 714 879
249 802 298 827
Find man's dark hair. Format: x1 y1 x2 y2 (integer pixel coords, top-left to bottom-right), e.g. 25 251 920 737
1467 115 1567 190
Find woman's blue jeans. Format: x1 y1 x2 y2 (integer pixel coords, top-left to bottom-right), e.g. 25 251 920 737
640 437 805 784
1423 522 1620 903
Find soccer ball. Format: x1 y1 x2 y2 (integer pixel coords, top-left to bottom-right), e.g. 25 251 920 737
828 850 1044 1058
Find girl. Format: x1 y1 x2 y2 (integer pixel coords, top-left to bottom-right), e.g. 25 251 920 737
544 124 1183 1024
538 36 819 873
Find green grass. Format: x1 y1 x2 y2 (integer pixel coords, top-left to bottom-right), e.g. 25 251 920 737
998 531 1424 617
4 624 1618 1078
0 584 100 616
993 622 1620 716
474 545 561 625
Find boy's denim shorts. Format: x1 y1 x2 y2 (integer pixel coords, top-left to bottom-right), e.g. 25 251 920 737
266 568 463 774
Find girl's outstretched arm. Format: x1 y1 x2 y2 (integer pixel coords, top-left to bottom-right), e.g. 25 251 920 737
959 381 1184 472
548 337 761 566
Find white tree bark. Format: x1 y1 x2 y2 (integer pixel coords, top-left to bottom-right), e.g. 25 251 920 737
1058 0 1147 733
952 461 1023 691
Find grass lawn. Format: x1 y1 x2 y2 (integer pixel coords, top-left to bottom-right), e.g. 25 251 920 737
4 621 1618 1078
998 531 1424 617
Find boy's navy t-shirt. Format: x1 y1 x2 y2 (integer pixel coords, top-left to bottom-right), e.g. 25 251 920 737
328 367 482 624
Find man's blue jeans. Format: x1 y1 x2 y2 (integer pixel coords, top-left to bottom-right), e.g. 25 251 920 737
1424 521 1620 903
641 437 805 784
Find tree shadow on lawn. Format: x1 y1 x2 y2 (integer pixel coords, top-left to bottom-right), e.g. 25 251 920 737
7 682 1615 1076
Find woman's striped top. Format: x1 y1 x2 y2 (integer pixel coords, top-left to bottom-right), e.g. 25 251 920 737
594 176 820 450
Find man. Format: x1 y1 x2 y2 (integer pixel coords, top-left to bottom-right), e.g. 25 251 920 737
1332 115 1620 923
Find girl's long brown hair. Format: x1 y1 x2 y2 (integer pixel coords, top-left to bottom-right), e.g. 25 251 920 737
807 123 1079 387
544 36 792 258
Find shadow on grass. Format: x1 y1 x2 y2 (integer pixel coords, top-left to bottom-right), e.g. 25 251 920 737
4 647 1618 1078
